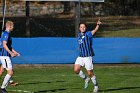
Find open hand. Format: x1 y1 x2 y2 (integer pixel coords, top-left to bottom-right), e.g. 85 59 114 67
97 18 101 25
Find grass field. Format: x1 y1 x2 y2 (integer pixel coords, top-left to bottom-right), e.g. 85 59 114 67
1 64 140 93
96 28 140 37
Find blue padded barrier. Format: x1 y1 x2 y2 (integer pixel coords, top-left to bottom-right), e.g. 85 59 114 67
11 38 140 64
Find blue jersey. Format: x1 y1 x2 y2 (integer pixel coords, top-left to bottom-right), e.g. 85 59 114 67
78 31 94 57
0 31 12 57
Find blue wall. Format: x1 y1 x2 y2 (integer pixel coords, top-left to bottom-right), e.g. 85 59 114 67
12 38 140 64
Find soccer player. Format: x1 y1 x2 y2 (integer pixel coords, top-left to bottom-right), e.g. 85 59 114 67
74 18 101 92
0 21 20 93
0 65 18 86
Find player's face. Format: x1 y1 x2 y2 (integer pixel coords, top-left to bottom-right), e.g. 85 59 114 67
79 24 86 33
9 24 14 31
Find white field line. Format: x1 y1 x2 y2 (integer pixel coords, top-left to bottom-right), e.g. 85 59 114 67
9 89 34 93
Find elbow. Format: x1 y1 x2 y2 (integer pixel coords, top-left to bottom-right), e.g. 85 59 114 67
3 45 7 49
3 45 6 48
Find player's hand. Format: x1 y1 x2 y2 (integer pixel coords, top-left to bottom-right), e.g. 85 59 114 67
11 53 17 58
97 18 101 25
14 52 20 57
11 52 20 57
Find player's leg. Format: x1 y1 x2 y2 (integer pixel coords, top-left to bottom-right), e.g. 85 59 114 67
74 57 86 78
74 64 87 78
0 65 4 76
1 69 13 88
0 56 13 92
86 70 98 92
74 57 90 89
84 57 99 92
1 69 13 93
0 62 18 86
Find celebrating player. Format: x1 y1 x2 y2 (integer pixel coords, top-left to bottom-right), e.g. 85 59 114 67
0 21 20 93
74 19 101 92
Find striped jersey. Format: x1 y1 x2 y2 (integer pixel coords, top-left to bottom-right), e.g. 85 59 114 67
78 31 94 57
0 31 12 57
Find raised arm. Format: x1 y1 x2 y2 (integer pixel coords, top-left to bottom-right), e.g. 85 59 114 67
91 18 102 35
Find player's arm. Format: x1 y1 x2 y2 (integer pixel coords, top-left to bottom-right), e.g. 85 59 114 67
91 18 101 35
12 48 20 56
3 41 15 57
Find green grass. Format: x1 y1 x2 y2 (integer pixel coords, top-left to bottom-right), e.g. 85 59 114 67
1 65 140 93
96 28 140 37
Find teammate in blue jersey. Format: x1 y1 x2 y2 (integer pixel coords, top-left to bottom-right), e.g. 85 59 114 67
0 21 20 93
74 18 101 92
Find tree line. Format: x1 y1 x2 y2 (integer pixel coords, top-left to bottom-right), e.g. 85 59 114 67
62 0 140 16
1 0 140 16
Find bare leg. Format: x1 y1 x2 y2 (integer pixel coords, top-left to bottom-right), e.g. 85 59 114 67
1 69 13 89
74 64 86 79
0 65 4 76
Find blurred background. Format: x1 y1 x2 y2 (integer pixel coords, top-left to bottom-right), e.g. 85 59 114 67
0 0 140 64
0 0 140 37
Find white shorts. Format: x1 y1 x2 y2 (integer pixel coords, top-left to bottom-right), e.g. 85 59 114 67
0 56 12 70
75 56 93 70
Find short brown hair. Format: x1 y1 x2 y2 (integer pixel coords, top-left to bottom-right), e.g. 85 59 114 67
79 22 87 27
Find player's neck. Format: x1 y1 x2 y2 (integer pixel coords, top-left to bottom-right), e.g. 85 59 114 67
5 29 10 32
81 32 85 35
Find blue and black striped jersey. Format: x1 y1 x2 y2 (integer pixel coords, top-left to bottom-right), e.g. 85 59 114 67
0 31 12 57
78 31 94 57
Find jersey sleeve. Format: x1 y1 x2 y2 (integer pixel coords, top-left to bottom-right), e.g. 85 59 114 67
86 31 93 38
2 33 9 42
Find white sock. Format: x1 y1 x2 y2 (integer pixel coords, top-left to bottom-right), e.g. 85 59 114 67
1 74 11 89
91 75 98 86
78 70 86 79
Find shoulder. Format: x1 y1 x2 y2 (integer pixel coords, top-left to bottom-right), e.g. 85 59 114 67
85 31 92 34
1 31 10 40
85 31 92 36
78 32 82 37
2 31 9 36
2 31 9 34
